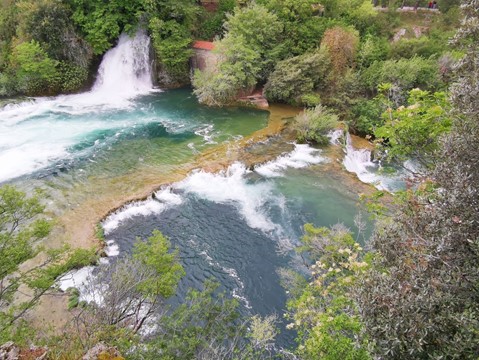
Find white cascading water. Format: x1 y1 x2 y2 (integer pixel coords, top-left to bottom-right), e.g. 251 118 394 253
0 31 155 183
90 31 153 102
343 133 386 189
343 133 406 191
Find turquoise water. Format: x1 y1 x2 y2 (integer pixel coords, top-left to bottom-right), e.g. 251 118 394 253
3 88 370 349
0 89 268 183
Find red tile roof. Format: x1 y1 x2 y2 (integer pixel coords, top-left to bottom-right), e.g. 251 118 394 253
193 40 215 51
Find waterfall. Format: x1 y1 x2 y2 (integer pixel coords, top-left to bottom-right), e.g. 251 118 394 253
343 133 384 189
92 31 153 99
343 134 408 191
0 31 156 183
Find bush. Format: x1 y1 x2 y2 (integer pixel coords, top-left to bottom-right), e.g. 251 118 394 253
357 34 390 69
55 62 88 93
264 48 331 105
294 105 339 145
362 57 443 95
389 30 453 60
351 98 384 135
320 26 359 81
0 71 17 97
10 40 59 96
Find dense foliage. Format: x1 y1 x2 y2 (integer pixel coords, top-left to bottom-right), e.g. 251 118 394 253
3 1 477 359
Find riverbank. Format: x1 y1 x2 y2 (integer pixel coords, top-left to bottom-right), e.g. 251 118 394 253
24 100 382 336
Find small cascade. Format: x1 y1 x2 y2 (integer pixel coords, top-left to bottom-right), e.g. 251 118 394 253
343 133 384 189
92 31 153 99
342 133 407 191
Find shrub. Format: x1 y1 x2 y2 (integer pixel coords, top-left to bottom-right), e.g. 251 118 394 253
264 48 331 105
362 57 443 96
357 34 390 69
294 105 338 145
56 61 88 93
320 26 359 81
10 40 59 96
351 98 384 135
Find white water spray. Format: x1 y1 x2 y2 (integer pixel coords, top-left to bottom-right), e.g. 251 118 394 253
0 31 155 182
343 134 406 191
91 31 154 103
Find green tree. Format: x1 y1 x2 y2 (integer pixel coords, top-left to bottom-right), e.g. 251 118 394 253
9 40 59 95
264 48 331 105
136 280 281 360
0 186 97 342
78 230 185 335
362 57 443 97
69 0 142 55
149 18 193 83
224 3 284 80
355 2 479 357
193 34 260 106
374 88 452 170
17 0 92 68
287 224 372 360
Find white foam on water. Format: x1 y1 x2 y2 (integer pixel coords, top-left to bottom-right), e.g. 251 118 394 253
0 31 155 182
105 240 120 257
58 266 95 293
102 188 183 235
194 124 217 144
199 250 251 309
176 163 277 232
327 129 344 145
254 144 325 178
342 134 406 192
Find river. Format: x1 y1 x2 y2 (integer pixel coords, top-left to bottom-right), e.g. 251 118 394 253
1 32 382 348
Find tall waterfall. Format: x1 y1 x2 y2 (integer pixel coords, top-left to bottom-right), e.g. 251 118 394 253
92 31 153 99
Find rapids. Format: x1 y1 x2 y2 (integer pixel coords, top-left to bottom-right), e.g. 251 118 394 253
1 31 396 348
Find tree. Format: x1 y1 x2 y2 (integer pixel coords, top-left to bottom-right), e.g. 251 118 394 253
136 280 283 360
361 57 443 99
149 18 193 83
69 0 142 54
17 0 92 68
0 186 51 313
264 48 331 105
355 1 479 357
286 224 372 360
374 88 452 170
0 185 98 343
224 3 284 80
78 230 185 334
320 26 359 82
9 40 59 95
258 0 338 56
192 34 260 106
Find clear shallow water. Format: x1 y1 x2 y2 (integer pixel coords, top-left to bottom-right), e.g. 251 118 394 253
0 89 268 184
